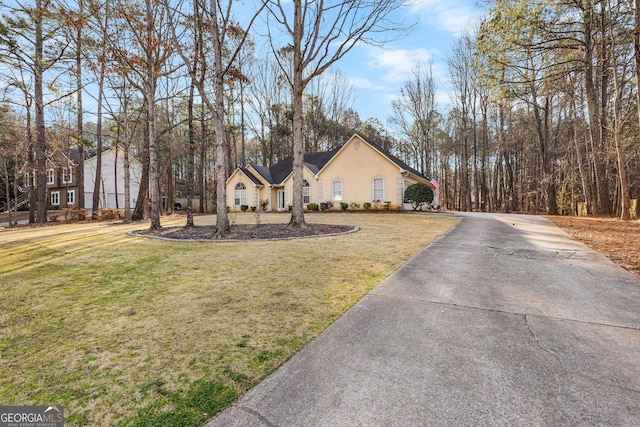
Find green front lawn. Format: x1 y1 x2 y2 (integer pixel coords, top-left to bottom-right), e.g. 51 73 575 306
0 213 457 426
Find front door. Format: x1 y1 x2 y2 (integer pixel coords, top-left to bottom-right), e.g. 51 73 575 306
277 190 285 211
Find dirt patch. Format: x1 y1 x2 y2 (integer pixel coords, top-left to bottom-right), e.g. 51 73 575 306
133 223 356 241
546 215 640 279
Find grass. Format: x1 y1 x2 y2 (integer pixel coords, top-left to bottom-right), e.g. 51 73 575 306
0 212 458 426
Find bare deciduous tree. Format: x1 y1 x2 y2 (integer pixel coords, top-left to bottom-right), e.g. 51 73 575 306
167 0 266 237
0 0 68 223
267 0 412 227
390 61 438 177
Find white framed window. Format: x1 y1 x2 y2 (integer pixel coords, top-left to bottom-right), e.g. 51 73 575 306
303 179 311 204
67 190 75 205
331 180 343 202
62 166 73 184
47 169 55 185
373 178 385 200
51 191 60 206
234 182 247 206
25 173 30 187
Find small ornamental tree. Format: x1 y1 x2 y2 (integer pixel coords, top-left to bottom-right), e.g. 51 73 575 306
404 183 434 210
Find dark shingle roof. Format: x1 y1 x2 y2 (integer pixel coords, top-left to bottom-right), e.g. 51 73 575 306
248 145 343 185
239 167 263 186
242 136 425 186
248 164 273 184
270 157 293 184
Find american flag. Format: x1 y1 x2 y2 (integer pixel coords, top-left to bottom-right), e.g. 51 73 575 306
429 177 440 196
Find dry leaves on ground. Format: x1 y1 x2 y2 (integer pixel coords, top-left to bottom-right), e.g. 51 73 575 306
546 215 640 279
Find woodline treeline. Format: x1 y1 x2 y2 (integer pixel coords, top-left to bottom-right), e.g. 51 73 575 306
1 0 639 230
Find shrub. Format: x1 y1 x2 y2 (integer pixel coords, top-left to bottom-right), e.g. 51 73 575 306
320 201 334 211
250 206 257 212
63 208 88 221
260 199 270 211
340 202 349 211
101 208 121 221
307 203 319 211
363 202 372 211
384 201 392 211
404 183 434 210
372 199 382 210
240 205 249 212
349 202 360 210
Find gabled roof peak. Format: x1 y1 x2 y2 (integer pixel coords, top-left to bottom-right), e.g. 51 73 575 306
236 133 425 185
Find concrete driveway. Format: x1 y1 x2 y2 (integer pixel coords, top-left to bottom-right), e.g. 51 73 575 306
206 213 640 426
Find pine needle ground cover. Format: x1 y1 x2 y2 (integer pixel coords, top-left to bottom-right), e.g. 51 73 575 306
0 213 457 426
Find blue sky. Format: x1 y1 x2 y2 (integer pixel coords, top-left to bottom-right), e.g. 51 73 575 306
0 0 485 132
331 0 487 126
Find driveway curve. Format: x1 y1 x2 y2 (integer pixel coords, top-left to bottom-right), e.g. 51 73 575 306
206 213 640 426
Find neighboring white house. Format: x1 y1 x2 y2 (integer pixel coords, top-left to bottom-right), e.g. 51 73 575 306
84 148 143 211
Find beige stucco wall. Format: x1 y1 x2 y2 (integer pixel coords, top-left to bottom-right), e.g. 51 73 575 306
279 167 320 211
316 135 422 209
227 169 268 211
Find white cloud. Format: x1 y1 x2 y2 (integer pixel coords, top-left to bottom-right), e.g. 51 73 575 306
409 0 482 36
348 76 388 91
364 47 438 83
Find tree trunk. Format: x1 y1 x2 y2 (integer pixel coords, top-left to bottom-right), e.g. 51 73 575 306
583 6 611 215
532 95 558 215
198 115 206 214
635 0 640 132
145 0 161 230
76 0 84 209
132 139 149 221
34 0 47 223
122 82 132 223
210 0 229 236
240 78 246 167
25 96 36 224
92 64 105 218
609 12 630 220
123 149 131 222
146 84 161 229
635 0 640 220
114 145 119 209
288 0 306 227
4 159 12 226
186 80 195 227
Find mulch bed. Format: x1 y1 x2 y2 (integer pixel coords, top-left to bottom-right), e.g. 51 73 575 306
132 223 356 241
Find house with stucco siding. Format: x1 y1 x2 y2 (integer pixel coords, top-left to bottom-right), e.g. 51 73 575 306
226 134 432 212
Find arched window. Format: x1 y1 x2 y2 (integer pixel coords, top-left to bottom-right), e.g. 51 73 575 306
303 179 311 204
234 182 247 206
